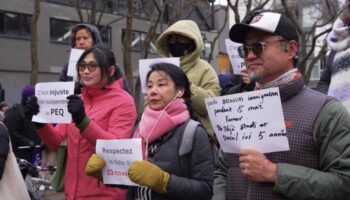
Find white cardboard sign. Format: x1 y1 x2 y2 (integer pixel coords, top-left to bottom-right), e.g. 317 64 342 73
32 82 74 123
139 57 180 93
225 39 245 75
96 138 143 186
205 87 289 153
67 48 85 81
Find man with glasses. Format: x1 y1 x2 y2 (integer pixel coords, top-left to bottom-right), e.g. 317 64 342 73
213 10 350 200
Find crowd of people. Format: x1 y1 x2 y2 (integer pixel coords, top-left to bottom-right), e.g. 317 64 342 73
1 5 350 200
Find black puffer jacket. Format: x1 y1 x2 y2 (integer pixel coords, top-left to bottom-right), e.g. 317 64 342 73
4 104 41 162
127 121 215 200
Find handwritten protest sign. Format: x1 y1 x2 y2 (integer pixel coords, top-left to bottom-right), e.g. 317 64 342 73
205 87 289 153
67 48 85 80
139 57 180 93
32 82 74 123
96 138 143 186
225 39 245 75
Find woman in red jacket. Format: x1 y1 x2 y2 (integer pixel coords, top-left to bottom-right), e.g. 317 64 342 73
27 47 137 200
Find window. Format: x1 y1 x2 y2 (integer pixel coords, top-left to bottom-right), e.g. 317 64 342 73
0 11 31 39
113 1 147 19
122 29 157 53
202 41 212 59
50 18 111 46
50 18 74 43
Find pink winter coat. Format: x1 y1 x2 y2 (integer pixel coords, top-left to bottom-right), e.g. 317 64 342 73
37 79 137 200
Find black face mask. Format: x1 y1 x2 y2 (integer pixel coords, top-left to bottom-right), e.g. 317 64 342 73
168 42 195 57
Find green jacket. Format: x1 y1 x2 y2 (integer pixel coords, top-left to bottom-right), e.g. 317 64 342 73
156 20 221 138
213 100 350 199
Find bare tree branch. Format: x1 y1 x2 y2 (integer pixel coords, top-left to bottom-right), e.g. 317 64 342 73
30 0 40 84
208 5 229 63
73 0 84 22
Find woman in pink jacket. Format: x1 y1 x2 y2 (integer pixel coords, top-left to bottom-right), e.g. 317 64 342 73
27 47 137 199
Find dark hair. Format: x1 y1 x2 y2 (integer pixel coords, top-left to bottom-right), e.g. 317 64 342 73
71 24 96 48
77 47 121 84
146 62 196 120
0 101 8 111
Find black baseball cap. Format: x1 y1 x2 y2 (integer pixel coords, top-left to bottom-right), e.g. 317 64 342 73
229 11 298 43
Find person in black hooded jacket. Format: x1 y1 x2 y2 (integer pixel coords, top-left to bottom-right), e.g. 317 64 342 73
4 85 41 164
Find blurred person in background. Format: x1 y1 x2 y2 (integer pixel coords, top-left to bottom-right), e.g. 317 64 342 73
4 85 41 166
315 0 350 113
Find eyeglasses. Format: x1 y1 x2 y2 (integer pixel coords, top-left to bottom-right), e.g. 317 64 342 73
78 61 99 72
237 39 286 58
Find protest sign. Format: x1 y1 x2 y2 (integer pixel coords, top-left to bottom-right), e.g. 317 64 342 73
225 39 245 75
139 57 180 93
67 48 85 80
32 82 74 123
96 138 143 186
205 87 289 153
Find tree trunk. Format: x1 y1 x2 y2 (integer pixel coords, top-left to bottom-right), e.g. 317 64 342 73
123 0 134 95
30 0 40 85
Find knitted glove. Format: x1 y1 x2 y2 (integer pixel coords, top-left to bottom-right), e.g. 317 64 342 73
67 95 86 124
85 153 106 181
128 161 170 194
25 96 39 119
25 96 45 128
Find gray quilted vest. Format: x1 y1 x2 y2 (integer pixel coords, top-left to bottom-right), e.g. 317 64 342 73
225 77 333 200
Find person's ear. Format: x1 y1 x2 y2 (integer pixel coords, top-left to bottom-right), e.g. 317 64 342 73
177 91 182 97
176 88 185 98
286 40 298 60
109 66 116 76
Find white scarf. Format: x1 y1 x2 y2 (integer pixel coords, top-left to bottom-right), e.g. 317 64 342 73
326 18 350 112
256 69 298 89
327 18 350 51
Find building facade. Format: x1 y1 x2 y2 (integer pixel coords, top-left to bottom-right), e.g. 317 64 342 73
0 0 219 105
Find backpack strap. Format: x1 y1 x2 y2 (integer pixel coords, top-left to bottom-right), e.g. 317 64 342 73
178 119 199 156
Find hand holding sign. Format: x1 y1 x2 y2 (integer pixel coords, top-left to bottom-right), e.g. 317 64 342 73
96 138 143 186
25 96 40 119
32 82 75 123
128 161 170 194
239 149 277 182
85 153 106 181
225 39 245 75
67 95 86 124
205 87 289 154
